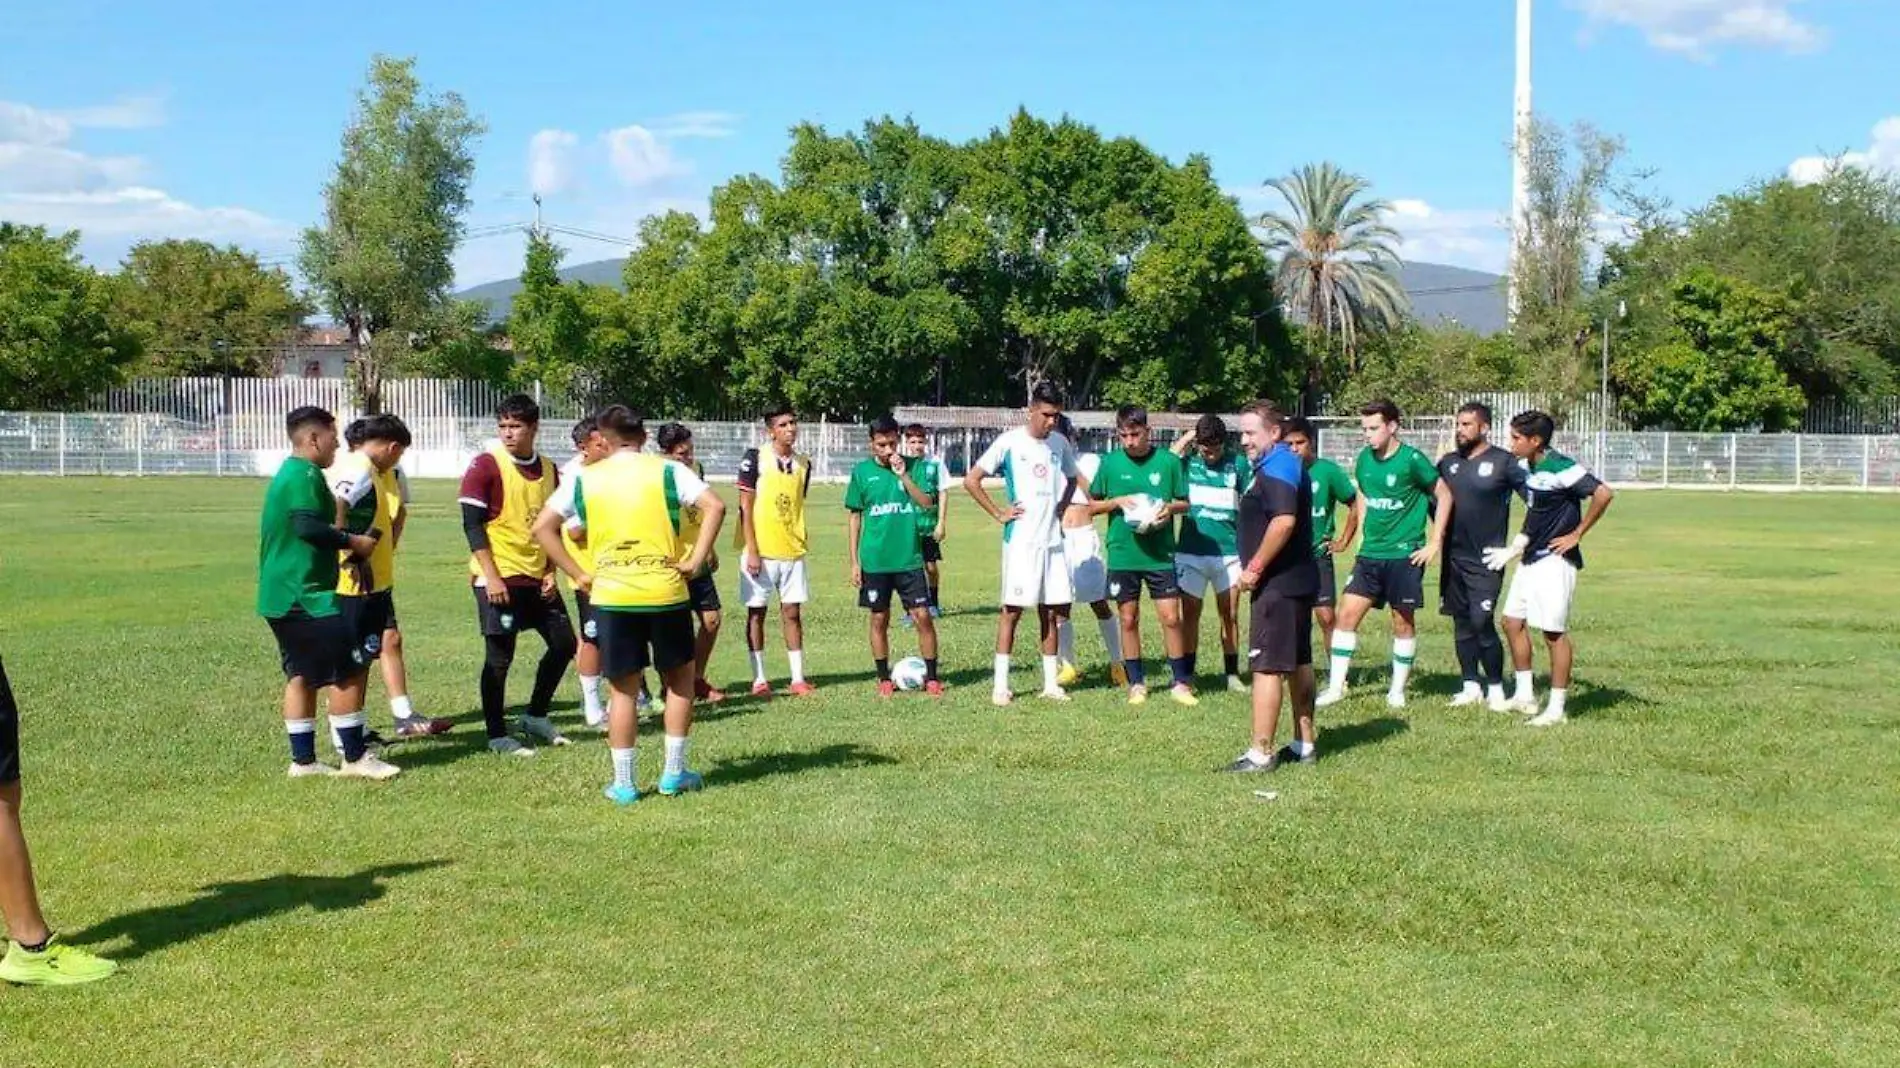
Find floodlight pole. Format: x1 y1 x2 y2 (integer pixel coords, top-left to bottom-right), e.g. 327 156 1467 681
1509 0 1533 322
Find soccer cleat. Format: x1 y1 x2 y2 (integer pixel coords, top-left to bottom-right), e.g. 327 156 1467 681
337 753 402 781
1056 662 1081 687
991 689 1014 707
1525 708 1567 728
361 729 388 750
1109 663 1130 688
787 681 817 697
1508 694 1539 715
750 681 774 699
1127 683 1149 706
1222 752 1279 774
923 680 945 698
519 717 571 747
657 768 704 796
877 679 897 699
1315 686 1347 708
694 678 726 704
1448 687 1484 708
489 737 536 757
287 760 336 779
1489 694 1516 714
395 716 453 738
1274 745 1318 766
927 605 942 619
1226 675 1249 694
1386 689 1407 710
1169 684 1200 708
0 936 118 986
602 783 641 806
1038 686 1071 702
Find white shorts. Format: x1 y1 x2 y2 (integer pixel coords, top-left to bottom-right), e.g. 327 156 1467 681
1175 553 1240 600
1063 526 1107 605
1000 539 1073 609
1503 554 1578 634
739 556 810 608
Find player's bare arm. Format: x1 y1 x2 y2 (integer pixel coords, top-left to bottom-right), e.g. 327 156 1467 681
846 510 864 586
891 455 935 511
679 489 726 578
532 506 591 594
1412 480 1454 566
1332 493 1361 555
964 465 1022 523
1548 482 1614 557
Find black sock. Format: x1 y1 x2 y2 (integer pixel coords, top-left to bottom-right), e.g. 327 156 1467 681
1185 651 1199 677
1223 652 1240 678
928 584 940 609
288 728 317 765
1476 619 1505 688
18 934 51 953
1452 618 1481 687
876 658 891 681
481 634 516 739
1124 658 1146 686
925 658 938 682
1169 656 1193 687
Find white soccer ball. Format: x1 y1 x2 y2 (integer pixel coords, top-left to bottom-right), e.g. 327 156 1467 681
1121 494 1161 529
891 656 928 691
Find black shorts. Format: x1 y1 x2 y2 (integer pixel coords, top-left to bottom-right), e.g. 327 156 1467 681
0 654 19 785
688 572 722 613
596 607 696 679
921 537 943 565
575 590 600 646
1248 589 1315 674
472 584 573 640
1345 557 1426 611
1314 552 1339 607
338 590 397 663
1109 568 1180 604
1439 556 1505 621
859 569 932 611
267 609 363 687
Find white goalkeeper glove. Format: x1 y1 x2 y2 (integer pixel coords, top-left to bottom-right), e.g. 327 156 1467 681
1482 535 1529 572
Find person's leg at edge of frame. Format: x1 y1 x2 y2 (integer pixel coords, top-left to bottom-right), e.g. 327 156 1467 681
0 782 119 985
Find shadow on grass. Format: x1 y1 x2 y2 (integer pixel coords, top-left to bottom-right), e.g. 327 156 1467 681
707 742 897 788
68 860 450 962
1320 716 1409 756
1567 682 1649 719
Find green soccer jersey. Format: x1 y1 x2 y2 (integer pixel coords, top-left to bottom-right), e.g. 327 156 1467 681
913 457 943 532
1308 457 1357 554
1177 449 1251 557
257 455 341 618
1354 443 1439 560
844 458 926 574
1096 446 1188 571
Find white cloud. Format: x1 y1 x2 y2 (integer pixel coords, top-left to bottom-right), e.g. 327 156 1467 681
0 143 145 194
648 110 740 139
1790 116 1900 184
55 94 166 130
1571 0 1823 60
604 124 690 187
527 128 580 196
0 101 72 146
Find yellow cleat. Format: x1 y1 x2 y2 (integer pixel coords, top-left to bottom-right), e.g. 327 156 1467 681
1056 662 1080 688
1109 663 1130 688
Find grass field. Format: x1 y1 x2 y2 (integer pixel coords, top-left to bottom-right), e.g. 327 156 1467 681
2 476 1897 1067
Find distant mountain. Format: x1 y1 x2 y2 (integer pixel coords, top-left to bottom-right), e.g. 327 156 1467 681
456 257 1508 335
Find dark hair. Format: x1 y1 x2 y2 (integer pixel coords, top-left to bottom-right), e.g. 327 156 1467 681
496 393 540 425
342 417 369 448
1241 400 1286 428
1510 410 1556 450
869 415 901 438
1115 405 1149 430
1054 413 1076 439
570 416 599 449
1458 401 1493 425
285 406 335 439
1193 413 1226 446
901 423 928 439
1282 416 1317 440
763 404 795 426
1360 398 1401 425
656 422 693 454
356 413 412 447
597 404 645 443
1030 381 1065 409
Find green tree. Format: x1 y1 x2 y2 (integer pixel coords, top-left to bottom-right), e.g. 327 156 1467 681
110 239 310 376
299 54 484 408
1615 268 1805 431
0 225 142 409
395 299 513 385
1510 117 1626 397
1334 322 1528 416
506 231 596 394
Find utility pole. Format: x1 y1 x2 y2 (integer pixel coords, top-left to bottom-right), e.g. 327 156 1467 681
531 192 544 237
1509 0 1533 322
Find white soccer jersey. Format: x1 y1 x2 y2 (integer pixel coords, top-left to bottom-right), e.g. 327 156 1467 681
1066 452 1101 509
974 428 1079 550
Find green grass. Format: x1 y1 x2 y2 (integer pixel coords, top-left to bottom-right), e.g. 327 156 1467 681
3 477 1897 1067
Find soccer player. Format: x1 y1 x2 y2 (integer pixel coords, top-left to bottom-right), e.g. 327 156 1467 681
1226 401 1318 772
1319 399 1451 709
459 394 578 755
901 423 949 618
1170 414 1252 695
536 406 726 804
1280 418 1357 652
1495 410 1616 727
552 416 615 729
964 382 1082 705
0 651 119 985
331 414 450 744
657 423 726 703
1053 414 1127 688
847 417 943 697
1436 402 1530 712
1087 406 1194 707
258 406 400 780
736 406 815 698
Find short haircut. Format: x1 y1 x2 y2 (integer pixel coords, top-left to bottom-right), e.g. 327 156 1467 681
1115 404 1149 430
763 404 795 426
1054 413 1076 439
1361 398 1401 424
570 416 599 449
597 404 645 442
1510 410 1556 449
496 393 540 425
342 417 369 449
656 422 693 453
1193 413 1226 446
356 413 412 447
869 415 901 438
285 405 334 439
1458 401 1494 424
1030 381 1065 409
1241 400 1286 428
1282 416 1317 440
901 423 928 439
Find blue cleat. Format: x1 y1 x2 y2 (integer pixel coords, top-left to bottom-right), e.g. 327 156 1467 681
657 769 704 796
602 783 641 806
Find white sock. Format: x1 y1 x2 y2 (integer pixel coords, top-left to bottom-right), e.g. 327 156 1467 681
1245 746 1273 766
750 650 767 684
611 746 636 789
1514 669 1535 700
1292 739 1315 757
1328 630 1358 692
1458 680 1481 698
1041 655 1061 691
1097 615 1123 662
1056 619 1077 664
1390 637 1417 694
663 733 689 776
580 675 605 725
993 653 1012 694
788 649 806 684
390 695 414 720
1546 688 1567 716
1486 683 1507 705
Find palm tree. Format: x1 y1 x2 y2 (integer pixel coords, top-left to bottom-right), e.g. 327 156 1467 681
1255 163 1411 398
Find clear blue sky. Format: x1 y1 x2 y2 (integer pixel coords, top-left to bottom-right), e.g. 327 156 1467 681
2 0 1892 284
